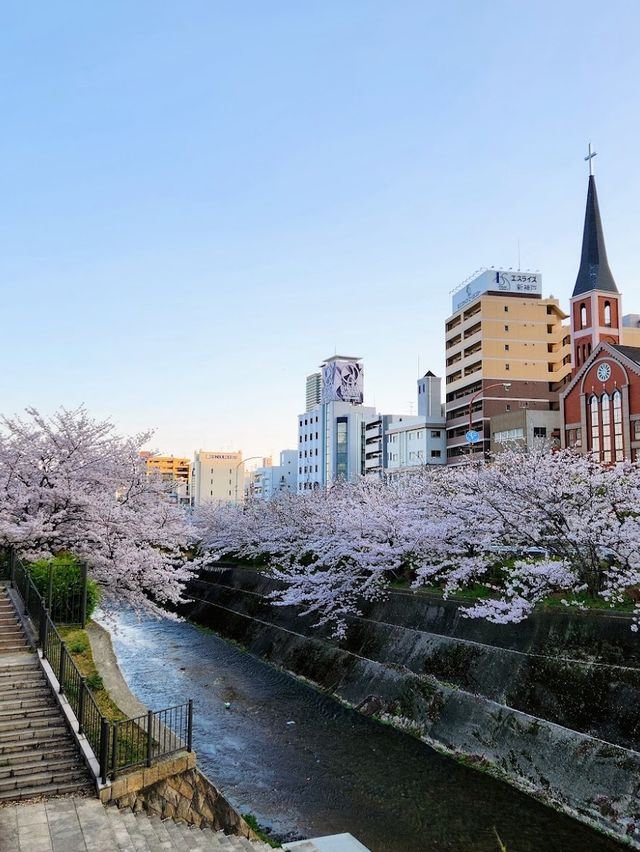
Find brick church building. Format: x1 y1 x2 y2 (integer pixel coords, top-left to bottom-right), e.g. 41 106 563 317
560 173 640 461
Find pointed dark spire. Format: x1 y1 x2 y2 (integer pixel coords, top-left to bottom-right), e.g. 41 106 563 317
572 175 618 297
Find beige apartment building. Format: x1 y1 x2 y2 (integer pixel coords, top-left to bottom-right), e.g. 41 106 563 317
140 453 191 504
191 450 245 506
445 269 571 463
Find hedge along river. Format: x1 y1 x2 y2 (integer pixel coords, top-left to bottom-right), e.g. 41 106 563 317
106 610 626 852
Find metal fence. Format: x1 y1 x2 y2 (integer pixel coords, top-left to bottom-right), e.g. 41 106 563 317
5 546 193 784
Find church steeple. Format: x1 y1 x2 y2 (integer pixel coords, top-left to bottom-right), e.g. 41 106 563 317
572 174 618 297
569 158 622 374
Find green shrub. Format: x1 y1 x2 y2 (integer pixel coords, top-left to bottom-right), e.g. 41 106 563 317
29 553 100 623
86 672 104 691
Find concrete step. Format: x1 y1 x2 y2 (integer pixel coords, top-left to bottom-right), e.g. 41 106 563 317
0 762 89 793
0 742 78 767
0 724 69 749
0 693 55 713
0 755 82 781
0 712 64 734
0 702 57 722
0 641 29 652
120 808 152 850
0 686 51 704
0 777 93 802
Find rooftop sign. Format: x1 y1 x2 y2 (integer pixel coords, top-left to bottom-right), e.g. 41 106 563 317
451 269 542 312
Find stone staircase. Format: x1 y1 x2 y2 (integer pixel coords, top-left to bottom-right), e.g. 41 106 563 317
0 797 274 850
0 586 93 802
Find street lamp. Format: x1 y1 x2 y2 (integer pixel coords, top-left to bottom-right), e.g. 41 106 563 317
234 456 263 503
467 382 511 455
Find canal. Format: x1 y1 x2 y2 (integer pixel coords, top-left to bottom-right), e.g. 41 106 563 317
106 610 626 852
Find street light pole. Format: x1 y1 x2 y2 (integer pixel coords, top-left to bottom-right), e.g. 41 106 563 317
467 381 511 457
234 456 263 503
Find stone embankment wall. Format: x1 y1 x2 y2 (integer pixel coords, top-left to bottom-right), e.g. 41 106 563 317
182 564 640 847
100 752 256 837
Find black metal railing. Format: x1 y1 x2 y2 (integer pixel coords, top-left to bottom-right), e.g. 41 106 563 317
5 545 193 784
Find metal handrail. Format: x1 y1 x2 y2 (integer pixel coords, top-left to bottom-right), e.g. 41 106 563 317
5 545 193 784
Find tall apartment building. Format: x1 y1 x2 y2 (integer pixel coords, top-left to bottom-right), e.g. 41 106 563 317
445 269 571 463
191 450 244 506
141 453 191 505
305 373 322 412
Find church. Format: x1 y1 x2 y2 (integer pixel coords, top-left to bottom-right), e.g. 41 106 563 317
560 163 640 461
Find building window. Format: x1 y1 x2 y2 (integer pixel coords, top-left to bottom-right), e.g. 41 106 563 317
336 416 348 480
613 390 623 461
494 427 524 443
431 430 441 438
504 305 509 312
590 395 600 457
505 364 510 371
504 325 509 332
601 393 612 463
505 344 509 351
505 404 511 412
533 427 547 438
575 427 582 447
580 303 587 329
604 301 612 327
634 420 640 440
431 450 442 458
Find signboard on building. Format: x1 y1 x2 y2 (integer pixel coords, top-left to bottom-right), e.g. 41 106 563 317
321 358 364 405
452 269 542 312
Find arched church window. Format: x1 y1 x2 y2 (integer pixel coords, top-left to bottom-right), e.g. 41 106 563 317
580 303 587 329
590 394 600 457
613 390 623 462
601 393 611 463
604 301 612 328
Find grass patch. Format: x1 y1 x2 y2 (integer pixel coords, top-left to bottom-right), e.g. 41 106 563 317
241 814 281 848
540 591 636 613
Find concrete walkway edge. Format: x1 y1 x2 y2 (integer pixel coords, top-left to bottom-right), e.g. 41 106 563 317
86 621 147 719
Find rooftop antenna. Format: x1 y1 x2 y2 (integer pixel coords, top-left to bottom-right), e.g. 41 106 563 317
585 142 597 175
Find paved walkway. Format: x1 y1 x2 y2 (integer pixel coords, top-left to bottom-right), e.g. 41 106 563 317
0 797 272 851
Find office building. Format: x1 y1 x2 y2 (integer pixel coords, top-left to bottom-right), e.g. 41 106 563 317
191 450 244 506
444 269 572 463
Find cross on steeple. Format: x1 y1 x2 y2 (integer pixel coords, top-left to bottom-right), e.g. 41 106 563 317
585 142 597 176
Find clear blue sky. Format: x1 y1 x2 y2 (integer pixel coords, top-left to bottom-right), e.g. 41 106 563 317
1 1 639 460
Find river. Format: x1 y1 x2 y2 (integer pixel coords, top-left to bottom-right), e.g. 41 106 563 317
106 610 626 852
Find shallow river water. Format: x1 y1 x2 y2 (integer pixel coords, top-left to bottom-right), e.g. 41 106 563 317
107 610 626 852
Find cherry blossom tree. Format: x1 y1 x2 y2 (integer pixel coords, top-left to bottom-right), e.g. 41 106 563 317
0 407 193 613
194 447 640 635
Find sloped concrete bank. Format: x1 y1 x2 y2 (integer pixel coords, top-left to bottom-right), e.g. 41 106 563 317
180 565 640 847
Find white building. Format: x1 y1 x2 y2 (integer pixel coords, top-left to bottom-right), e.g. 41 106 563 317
191 450 244 506
375 373 447 476
298 355 376 491
252 450 298 501
297 356 446 489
